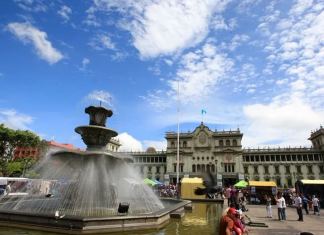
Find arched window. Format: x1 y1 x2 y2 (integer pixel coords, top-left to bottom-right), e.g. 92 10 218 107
171 141 175 148
192 164 196 172
226 140 230 146
219 140 224 146
206 164 210 172
211 164 215 172
233 139 237 146
201 164 206 172
197 164 201 172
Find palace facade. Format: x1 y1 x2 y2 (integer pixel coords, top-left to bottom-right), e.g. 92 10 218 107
124 123 324 188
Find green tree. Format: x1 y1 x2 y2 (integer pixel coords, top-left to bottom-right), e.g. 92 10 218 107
0 124 41 176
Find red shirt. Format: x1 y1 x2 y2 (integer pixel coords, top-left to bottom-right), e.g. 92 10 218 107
219 215 234 235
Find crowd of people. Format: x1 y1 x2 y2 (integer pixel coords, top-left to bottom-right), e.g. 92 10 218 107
219 186 321 235
263 192 320 222
157 184 178 198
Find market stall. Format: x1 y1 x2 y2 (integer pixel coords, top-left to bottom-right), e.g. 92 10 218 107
180 177 205 200
295 179 324 207
248 181 277 204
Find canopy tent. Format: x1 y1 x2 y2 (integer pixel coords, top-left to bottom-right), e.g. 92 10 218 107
301 179 324 185
180 177 205 200
143 178 157 186
153 179 164 185
249 181 277 187
234 180 248 188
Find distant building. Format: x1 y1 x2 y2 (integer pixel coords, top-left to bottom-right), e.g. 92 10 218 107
14 146 39 160
106 138 121 152
47 141 77 150
125 123 324 188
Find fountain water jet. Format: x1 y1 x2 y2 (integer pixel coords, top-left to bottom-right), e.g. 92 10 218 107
0 106 189 234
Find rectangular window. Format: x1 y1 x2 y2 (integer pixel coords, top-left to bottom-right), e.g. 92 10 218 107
319 165 324 173
266 155 270 161
285 166 290 173
298 155 302 161
287 155 291 161
292 155 297 161
260 155 264 162
314 154 319 161
275 166 279 174
251 156 255 161
303 155 307 161
309 155 314 161
276 155 280 161
224 163 235 173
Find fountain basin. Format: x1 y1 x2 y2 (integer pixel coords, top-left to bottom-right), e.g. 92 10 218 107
75 126 118 151
0 198 190 234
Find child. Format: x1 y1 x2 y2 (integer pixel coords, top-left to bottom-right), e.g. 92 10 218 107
312 195 320 216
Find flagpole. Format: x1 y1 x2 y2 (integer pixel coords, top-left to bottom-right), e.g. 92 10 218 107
176 80 180 189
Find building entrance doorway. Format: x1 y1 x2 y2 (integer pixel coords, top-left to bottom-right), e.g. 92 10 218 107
223 178 238 187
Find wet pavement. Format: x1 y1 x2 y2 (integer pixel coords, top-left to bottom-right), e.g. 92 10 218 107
243 204 323 235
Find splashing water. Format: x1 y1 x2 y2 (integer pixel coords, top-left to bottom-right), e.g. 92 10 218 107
0 148 164 217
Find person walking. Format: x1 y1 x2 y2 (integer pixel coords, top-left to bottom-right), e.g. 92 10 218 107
312 195 320 216
265 195 272 218
295 193 304 221
282 195 287 220
276 192 284 221
302 194 309 215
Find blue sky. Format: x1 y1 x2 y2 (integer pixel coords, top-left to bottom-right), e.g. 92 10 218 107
1 0 324 151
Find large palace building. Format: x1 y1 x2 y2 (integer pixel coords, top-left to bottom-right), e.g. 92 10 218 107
125 123 324 188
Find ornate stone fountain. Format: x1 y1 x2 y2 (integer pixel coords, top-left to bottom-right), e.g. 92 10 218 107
75 106 117 150
0 106 189 234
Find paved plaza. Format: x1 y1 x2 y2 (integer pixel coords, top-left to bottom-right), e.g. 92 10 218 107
243 205 323 235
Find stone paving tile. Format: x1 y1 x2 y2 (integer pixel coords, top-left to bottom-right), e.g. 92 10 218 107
240 204 323 235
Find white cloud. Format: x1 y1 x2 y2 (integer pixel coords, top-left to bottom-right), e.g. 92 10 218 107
79 57 90 71
259 1 324 109
0 109 33 130
142 42 233 111
90 0 230 58
89 34 115 50
7 22 63 64
118 132 143 151
14 0 47 12
143 140 167 151
86 90 112 106
242 97 324 147
289 0 313 16
171 43 233 104
58 5 72 22
211 15 237 31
